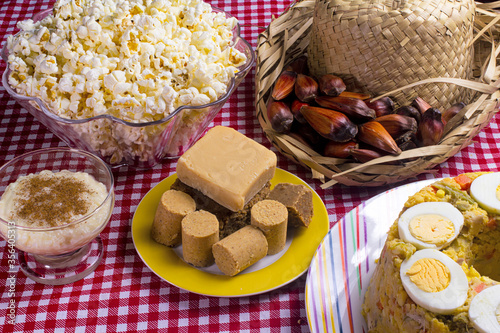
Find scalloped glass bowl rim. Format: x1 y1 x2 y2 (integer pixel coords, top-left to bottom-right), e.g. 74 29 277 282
0 147 115 232
1 7 255 127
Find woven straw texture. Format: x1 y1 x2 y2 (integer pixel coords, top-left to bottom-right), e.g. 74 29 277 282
255 0 500 187
307 0 476 110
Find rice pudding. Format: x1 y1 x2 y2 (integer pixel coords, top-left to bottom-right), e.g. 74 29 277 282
0 170 113 255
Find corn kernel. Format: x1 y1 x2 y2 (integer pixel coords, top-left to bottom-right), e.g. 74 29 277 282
436 189 446 198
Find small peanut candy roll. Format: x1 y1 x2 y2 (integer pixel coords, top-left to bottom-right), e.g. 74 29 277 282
151 190 196 247
251 199 288 255
212 225 268 276
181 210 219 267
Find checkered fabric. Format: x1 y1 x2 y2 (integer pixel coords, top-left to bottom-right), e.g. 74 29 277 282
1 0 500 332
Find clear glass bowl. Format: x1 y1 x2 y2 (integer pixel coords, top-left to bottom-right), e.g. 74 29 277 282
0 148 115 285
1 8 255 169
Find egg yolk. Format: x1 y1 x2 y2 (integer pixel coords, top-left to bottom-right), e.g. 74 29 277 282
406 258 450 293
409 214 454 246
496 185 500 201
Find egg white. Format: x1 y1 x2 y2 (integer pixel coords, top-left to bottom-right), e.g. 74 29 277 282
470 173 500 214
469 285 500 333
398 202 464 250
400 249 468 314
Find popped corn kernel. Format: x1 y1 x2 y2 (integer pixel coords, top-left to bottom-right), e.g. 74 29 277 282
6 0 247 165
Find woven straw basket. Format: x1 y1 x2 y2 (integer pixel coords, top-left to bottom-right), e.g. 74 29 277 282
255 0 500 187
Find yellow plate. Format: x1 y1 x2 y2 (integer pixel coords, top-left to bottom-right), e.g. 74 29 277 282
131 168 329 297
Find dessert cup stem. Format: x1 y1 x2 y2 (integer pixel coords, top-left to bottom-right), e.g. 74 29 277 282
18 237 104 285
32 244 92 269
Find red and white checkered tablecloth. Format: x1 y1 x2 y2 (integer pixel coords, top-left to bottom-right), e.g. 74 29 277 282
1 0 500 332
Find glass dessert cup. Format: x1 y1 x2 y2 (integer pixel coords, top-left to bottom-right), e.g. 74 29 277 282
1 8 255 169
0 148 115 285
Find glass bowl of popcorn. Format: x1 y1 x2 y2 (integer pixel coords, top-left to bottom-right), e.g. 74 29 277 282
0 147 115 285
1 1 255 168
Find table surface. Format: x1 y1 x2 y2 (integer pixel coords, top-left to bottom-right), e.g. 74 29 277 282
1 0 499 332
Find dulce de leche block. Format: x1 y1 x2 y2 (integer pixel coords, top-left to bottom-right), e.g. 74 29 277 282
176 126 277 212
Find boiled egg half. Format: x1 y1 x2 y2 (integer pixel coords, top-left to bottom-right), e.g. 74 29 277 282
469 285 500 333
470 173 500 214
398 202 464 250
400 249 468 314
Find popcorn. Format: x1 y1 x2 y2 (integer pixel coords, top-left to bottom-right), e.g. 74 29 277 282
7 0 245 119
6 0 247 164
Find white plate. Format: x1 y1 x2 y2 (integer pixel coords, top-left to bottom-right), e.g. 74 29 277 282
305 178 436 332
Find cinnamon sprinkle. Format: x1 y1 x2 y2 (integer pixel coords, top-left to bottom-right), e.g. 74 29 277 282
12 173 97 227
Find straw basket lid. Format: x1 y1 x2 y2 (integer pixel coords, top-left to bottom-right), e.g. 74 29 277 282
307 0 476 110
255 0 500 187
